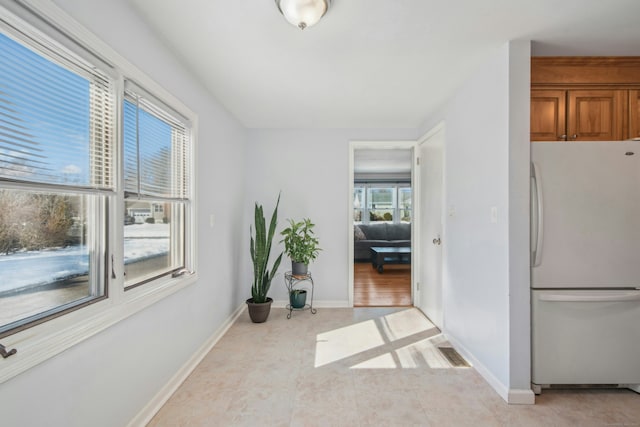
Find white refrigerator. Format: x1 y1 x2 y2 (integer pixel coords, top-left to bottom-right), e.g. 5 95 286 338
531 141 640 391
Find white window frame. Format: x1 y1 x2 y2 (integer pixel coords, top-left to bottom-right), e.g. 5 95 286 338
0 1 198 384
354 183 412 225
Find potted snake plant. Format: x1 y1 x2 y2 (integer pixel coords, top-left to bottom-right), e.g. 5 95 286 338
247 195 283 323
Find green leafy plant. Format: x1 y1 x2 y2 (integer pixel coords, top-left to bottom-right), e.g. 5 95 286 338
280 218 321 265
250 195 283 303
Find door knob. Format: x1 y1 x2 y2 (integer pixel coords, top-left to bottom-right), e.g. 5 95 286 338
432 237 441 245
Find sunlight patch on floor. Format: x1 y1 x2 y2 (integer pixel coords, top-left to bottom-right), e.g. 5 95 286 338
350 335 455 369
315 319 385 367
378 307 435 341
351 352 397 369
315 308 463 370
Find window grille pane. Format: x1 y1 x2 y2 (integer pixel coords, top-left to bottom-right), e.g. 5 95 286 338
124 200 184 287
353 187 364 222
399 187 412 223
0 32 114 189
123 91 190 200
368 187 395 222
0 189 104 333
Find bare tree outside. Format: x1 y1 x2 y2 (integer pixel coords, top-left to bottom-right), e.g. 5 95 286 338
0 190 77 255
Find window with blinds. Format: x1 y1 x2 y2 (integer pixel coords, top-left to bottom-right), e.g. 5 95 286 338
0 3 196 377
123 83 190 200
122 82 191 287
0 32 114 189
0 22 113 334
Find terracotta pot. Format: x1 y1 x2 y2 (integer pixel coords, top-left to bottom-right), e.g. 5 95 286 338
246 297 273 323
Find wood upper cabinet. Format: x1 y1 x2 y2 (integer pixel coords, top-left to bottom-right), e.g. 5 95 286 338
530 89 625 141
531 57 640 142
531 90 566 141
567 90 625 141
630 90 640 139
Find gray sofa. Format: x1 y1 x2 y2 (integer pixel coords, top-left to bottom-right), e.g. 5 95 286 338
354 223 411 261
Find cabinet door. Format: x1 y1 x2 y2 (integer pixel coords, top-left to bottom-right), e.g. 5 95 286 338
531 90 566 141
567 90 625 141
630 90 640 140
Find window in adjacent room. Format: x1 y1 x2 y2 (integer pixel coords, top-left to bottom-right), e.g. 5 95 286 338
353 184 412 225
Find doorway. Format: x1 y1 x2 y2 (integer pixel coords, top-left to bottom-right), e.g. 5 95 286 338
349 142 415 307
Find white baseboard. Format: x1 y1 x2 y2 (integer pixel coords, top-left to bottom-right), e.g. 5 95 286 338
446 334 535 405
272 299 350 308
508 388 536 404
127 303 246 427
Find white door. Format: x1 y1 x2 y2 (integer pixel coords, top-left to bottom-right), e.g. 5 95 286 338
417 126 444 327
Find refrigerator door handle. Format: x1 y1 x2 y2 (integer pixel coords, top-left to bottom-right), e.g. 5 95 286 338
539 292 640 303
531 162 544 267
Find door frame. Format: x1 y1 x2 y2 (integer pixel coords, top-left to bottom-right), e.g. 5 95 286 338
348 140 418 307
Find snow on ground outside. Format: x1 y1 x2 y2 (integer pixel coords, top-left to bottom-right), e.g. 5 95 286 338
124 223 170 238
0 224 169 294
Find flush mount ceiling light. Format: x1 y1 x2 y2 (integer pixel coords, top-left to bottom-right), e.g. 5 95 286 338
275 0 331 30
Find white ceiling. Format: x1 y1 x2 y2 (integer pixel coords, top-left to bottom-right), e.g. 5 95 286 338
129 0 640 129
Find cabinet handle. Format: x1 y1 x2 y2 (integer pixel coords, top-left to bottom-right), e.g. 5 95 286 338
570 134 578 140
557 134 567 141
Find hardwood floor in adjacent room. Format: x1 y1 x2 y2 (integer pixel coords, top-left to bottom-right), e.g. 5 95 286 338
354 261 411 307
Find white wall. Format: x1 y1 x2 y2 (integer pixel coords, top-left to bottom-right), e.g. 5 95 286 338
507 41 532 398
0 1 248 426
418 41 532 402
243 129 419 304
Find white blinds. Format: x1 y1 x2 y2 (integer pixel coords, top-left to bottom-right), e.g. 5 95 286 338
124 83 190 200
0 30 114 190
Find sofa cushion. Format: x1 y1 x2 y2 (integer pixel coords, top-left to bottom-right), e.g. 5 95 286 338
354 225 366 241
359 224 388 240
387 223 411 240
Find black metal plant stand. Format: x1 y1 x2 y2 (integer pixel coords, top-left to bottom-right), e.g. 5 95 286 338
284 271 316 319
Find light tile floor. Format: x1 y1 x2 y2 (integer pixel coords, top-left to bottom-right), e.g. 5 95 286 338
148 307 640 426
